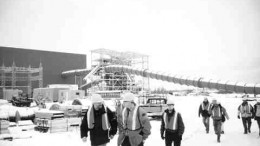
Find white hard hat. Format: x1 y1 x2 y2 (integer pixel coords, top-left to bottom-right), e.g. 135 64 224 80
212 98 217 104
167 99 175 105
242 98 247 101
122 93 136 102
91 94 104 103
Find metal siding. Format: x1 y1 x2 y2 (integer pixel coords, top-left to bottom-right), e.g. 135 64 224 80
0 46 86 89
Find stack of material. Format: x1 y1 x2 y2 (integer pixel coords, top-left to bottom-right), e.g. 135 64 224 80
35 109 65 133
0 120 9 134
68 117 82 131
59 105 82 117
35 109 64 120
17 120 35 131
49 118 68 133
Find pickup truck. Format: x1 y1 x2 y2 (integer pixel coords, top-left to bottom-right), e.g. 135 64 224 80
139 98 167 118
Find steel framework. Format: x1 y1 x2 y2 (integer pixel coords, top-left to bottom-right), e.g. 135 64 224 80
88 48 150 93
0 62 43 94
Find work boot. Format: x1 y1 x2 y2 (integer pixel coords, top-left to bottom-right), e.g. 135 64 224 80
248 129 251 133
217 134 220 143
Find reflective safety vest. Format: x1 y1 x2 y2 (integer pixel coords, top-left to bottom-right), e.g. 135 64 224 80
201 103 210 111
163 111 178 130
122 106 141 130
87 105 111 130
212 106 222 118
239 104 252 117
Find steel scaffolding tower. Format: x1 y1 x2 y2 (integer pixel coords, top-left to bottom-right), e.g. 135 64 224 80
88 48 150 93
0 62 43 94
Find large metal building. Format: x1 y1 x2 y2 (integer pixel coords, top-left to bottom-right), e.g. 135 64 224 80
0 46 87 94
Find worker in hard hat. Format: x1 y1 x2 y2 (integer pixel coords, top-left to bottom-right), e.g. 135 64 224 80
198 97 211 133
118 92 151 146
209 98 229 143
237 98 254 134
80 94 118 146
160 99 185 146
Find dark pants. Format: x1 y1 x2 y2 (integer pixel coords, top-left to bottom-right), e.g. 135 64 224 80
202 116 210 132
255 117 260 133
121 136 144 146
213 120 222 135
165 131 182 146
242 117 251 133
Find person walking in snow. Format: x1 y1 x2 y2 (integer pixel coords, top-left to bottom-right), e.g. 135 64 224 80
253 98 260 136
209 99 229 143
161 99 185 146
80 94 118 146
118 93 151 146
198 97 211 133
237 98 254 134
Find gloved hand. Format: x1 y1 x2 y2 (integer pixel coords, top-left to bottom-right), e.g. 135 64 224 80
237 115 240 119
161 134 165 140
178 134 182 140
82 137 87 142
109 134 114 139
142 137 146 143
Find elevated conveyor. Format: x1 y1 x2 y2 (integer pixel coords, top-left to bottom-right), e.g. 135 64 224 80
80 65 101 90
104 65 260 95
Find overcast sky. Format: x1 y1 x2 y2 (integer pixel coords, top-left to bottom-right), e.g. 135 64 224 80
0 0 260 88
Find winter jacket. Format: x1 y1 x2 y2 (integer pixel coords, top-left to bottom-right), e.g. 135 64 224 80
254 102 260 119
198 101 211 117
209 104 229 121
80 105 117 145
116 103 124 133
160 109 185 137
238 102 254 118
118 106 151 146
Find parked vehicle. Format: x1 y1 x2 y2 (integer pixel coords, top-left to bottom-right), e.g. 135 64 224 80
139 97 167 118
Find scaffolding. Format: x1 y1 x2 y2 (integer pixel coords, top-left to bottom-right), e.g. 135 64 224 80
0 62 43 95
88 48 150 93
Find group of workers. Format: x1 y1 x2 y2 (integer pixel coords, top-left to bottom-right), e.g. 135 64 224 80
198 97 260 143
80 92 260 146
80 92 184 146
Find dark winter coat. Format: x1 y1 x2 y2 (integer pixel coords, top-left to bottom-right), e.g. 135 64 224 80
80 105 117 145
160 109 185 139
254 102 260 120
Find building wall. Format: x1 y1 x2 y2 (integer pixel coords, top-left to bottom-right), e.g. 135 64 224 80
0 46 87 90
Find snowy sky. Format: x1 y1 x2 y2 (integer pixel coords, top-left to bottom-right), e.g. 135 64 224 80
0 0 260 88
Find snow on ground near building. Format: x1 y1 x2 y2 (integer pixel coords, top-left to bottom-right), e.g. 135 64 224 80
1 95 259 146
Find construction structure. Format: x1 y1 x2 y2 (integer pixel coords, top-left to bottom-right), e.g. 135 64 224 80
62 48 150 94
87 48 149 93
0 62 43 95
62 48 260 96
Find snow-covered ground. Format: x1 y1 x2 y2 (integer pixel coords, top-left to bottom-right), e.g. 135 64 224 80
1 95 259 146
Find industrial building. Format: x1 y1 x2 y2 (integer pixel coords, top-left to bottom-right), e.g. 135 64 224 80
0 46 87 96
